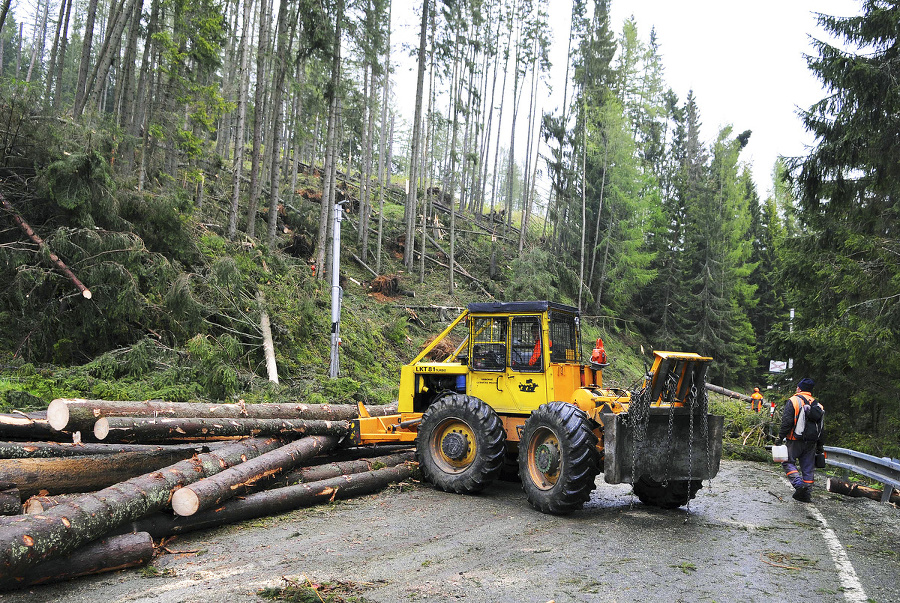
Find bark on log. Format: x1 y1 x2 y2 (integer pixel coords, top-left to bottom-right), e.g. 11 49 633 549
0 532 153 590
171 435 339 516
0 488 20 516
24 494 88 515
0 437 282 575
0 412 87 443
826 478 899 504
94 417 352 443
0 440 225 459
705 383 752 402
48 398 398 432
278 450 415 485
124 463 415 539
0 446 216 497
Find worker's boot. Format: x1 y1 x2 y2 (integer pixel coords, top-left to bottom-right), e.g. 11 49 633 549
792 487 812 503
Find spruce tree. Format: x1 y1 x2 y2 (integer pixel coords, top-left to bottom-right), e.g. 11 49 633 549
780 0 900 452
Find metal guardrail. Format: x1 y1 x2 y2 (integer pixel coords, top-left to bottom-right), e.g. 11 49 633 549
824 446 900 503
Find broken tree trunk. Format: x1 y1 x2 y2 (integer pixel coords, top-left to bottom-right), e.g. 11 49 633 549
124 463 416 539
257 291 279 384
826 478 899 504
278 449 415 486
705 383 752 402
0 437 283 575
0 440 225 459
94 417 352 443
0 446 217 497
0 532 153 590
48 398 397 432
1 194 92 299
171 435 339 516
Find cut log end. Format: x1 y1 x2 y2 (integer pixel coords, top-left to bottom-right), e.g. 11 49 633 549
47 399 75 431
82 289 92 300
94 417 110 441
171 487 200 517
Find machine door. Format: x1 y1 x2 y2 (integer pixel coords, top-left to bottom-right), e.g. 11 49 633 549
506 316 548 413
467 316 521 413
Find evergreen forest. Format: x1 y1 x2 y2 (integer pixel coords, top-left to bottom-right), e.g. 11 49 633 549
0 0 897 458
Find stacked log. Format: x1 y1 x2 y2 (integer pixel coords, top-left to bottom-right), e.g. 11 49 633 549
0 398 414 590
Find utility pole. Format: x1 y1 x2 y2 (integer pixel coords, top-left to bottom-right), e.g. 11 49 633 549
329 200 349 378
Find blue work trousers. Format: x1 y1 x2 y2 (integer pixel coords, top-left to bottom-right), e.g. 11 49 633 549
782 439 816 490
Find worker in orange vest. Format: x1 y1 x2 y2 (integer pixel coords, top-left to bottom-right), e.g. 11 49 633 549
750 387 764 412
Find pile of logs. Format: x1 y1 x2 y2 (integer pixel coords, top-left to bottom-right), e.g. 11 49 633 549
0 398 414 590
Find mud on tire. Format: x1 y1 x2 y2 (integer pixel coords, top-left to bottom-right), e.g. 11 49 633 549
633 476 702 509
416 394 507 494
518 402 600 514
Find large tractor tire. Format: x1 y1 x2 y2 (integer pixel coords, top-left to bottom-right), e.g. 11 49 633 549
518 402 600 514
633 476 702 509
416 394 506 494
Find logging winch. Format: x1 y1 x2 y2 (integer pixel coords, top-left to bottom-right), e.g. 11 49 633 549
353 301 724 513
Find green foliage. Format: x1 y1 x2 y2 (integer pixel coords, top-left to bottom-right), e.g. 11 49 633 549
43 151 114 212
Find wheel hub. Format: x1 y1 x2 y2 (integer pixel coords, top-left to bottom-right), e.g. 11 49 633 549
441 431 469 461
534 441 560 474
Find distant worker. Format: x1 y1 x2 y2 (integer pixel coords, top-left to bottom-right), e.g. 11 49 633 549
528 324 542 367
775 377 825 503
750 387 764 412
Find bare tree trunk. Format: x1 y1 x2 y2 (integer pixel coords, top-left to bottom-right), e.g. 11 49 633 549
0 0 13 37
245 0 271 239
227 0 255 239
403 0 429 269
265 0 295 247
374 1 391 273
25 0 50 83
315 0 344 280
44 0 70 105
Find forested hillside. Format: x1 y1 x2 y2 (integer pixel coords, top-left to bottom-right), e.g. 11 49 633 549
0 0 896 456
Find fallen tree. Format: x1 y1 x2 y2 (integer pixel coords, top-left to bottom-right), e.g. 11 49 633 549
0 446 212 497
94 417 352 443
826 478 899 504
123 463 416 539
0 532 153 590
0 437 283 575
0 440 223 459
278 449 415 485
171 435 340 516
48 398 397 432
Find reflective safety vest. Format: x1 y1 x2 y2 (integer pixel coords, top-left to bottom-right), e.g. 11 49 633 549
787 393 821 441
751 392 764 412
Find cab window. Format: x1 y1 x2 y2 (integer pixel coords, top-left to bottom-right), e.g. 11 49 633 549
470 317 507 371
510 317 543 372
548 312 578 363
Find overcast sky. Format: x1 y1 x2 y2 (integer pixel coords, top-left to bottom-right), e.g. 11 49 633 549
391 0 862 200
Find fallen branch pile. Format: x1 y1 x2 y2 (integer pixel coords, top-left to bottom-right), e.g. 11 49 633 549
0 398 414 590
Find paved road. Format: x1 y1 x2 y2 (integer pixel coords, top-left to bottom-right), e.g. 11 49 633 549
1 460 897 602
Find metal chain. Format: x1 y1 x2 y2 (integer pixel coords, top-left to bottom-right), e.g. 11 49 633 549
628 383 651 508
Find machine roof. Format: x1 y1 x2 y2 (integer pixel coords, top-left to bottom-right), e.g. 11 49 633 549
466 301 579 315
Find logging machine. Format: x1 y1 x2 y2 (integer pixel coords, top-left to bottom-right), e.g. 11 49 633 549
353 301 724 513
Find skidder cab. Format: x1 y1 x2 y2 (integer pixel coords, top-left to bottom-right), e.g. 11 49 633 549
354 301 724 513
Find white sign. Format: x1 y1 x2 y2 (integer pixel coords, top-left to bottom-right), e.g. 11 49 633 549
769 360 787 373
